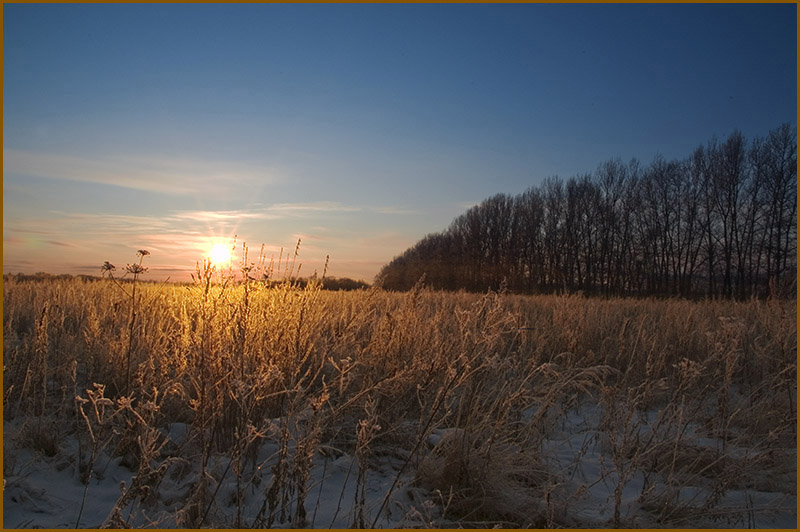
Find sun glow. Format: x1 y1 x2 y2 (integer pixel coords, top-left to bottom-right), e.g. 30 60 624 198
209 243 231 266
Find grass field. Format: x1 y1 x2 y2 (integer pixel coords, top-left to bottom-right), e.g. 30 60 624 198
2 272 796 528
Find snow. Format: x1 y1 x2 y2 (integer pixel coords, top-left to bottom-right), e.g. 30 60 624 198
2 417 424 529
4 400 796 528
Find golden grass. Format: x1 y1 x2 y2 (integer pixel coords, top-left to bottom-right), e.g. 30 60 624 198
2 273 796 527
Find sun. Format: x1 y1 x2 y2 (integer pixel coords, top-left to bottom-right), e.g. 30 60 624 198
209 243 231 267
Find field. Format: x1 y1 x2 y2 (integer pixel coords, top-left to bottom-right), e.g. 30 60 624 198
2 273 796 528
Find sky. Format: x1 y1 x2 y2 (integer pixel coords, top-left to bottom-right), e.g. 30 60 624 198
3 3 797 282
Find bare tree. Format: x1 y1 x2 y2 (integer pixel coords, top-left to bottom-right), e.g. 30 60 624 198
375 124 795 299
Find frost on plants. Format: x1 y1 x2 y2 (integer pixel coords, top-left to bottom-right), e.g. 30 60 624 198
2 267 796 528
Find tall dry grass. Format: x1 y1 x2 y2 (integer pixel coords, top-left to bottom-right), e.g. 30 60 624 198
2 268 795 527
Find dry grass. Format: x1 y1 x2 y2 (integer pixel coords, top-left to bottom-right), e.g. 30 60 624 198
2 270 796 528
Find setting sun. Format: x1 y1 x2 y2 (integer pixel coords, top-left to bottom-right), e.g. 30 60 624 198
209 243 231 266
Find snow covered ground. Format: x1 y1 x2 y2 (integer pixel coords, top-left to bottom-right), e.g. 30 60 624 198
539 402 796 528
4 400 796 528
4 419 424 529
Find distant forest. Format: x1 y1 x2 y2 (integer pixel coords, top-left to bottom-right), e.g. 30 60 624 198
377 123 797 299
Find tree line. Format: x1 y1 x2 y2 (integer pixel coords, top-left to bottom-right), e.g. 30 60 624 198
377 123 797 299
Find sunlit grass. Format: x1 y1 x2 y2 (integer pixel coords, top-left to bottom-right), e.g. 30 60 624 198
2 265 796 527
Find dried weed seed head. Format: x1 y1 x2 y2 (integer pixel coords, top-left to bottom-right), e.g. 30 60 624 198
126 263 148 275
101 262 116 276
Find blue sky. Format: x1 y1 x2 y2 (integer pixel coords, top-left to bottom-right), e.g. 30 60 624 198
3 3 796 281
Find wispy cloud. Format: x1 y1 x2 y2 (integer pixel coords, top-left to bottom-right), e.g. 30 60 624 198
268 202 362 214
369 206 420 215
3 149 277 196
47 211 174 235
171 210 277 222
43 240 75 248
254 202 418 217
164 204 364 225
290 231 325 243
4 227 61 237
